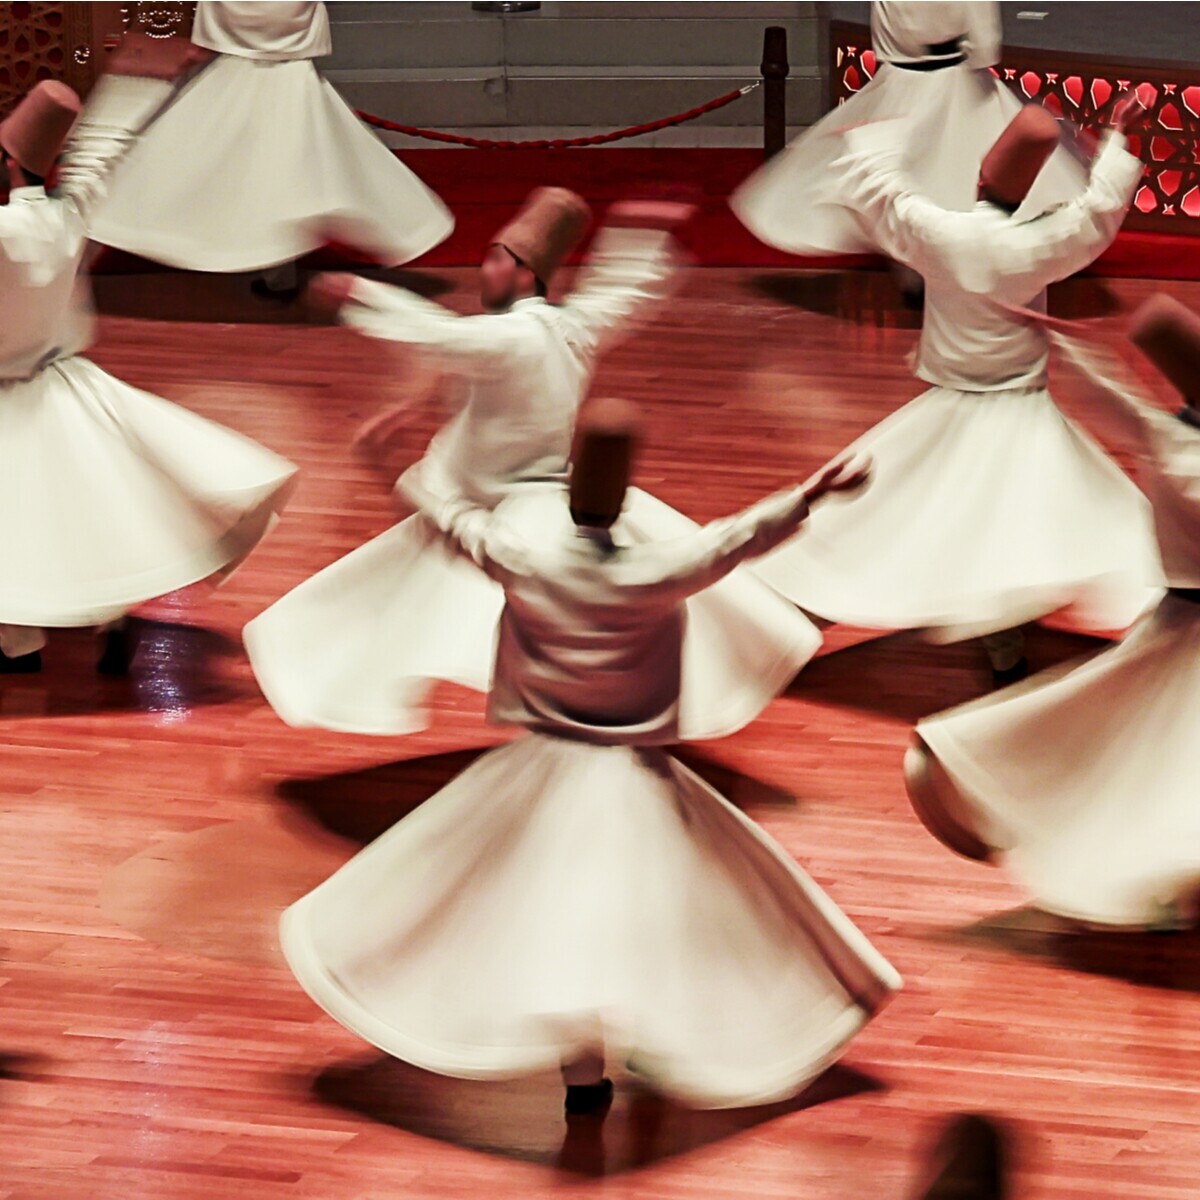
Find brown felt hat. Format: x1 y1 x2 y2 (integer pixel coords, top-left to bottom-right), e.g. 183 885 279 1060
1130 293 1200 407
979 105 1060 209
569 398 643 526
0 80 81 178
493 187 592 285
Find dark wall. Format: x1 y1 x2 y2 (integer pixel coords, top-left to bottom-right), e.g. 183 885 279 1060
824 2 1200 65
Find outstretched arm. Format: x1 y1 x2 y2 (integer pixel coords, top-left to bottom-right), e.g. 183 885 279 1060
954 96 1146 296
403 471 533 585
637 454 872 600
313 274 531 380
308 200 690 377
979 132 1143 296
830 120 958 277
556 201 691 360
59 35 201 222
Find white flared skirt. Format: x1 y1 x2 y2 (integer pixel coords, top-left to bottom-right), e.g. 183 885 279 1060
89 55 454 271
244 486 823 739
753 385 1163 640
731 64 1086 256
908 594 1200 928
0 356 298 627
281 733 900 1108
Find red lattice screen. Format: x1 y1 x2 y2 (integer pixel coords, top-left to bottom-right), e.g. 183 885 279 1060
830 20 1200 234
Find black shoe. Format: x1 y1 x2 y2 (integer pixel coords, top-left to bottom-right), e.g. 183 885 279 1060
991 657 1029 688
250 278 301 302
97 626 136 677
0 650 42 675
564 1078 613 1118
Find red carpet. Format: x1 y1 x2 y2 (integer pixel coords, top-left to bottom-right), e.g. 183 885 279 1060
92 148 1200 280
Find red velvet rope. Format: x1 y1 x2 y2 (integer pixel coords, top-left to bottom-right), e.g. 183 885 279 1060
355 82 758 149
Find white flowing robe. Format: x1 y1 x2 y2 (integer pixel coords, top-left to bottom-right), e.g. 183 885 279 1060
0 75 297 657
280 482 900 1108
88 0 453 271
244 226 822 737
731 0 1085 255
907 339 1200 928
754 127 1163 640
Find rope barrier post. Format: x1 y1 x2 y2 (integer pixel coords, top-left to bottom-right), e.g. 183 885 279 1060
761 25 789 160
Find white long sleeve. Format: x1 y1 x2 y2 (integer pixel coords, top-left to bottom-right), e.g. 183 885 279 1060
555 225 680 359
627 484 814 602
408 482 532 585
976 134 1143 294
0 73 174 378
340 279 533 380
411 471 814 601
0 74 173 279
835 127 1141 298
60 74 176 223
339 223 679 379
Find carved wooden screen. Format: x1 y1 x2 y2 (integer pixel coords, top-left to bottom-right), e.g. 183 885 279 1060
0 2 196 119
0 3 91 118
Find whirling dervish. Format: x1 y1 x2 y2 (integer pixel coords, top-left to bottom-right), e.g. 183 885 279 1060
280 398 899 1115
244 196 823 739
0 36 297 676
88 1 453 294
906 295 1200 931
732 0 1085 260
751 97 1163 681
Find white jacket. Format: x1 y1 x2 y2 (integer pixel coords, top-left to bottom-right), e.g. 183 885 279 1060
414 481 816 745
0 75 173 381
836 126 1143 392
337 225 679 507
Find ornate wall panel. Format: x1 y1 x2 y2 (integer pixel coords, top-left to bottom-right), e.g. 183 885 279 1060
0 2 195 119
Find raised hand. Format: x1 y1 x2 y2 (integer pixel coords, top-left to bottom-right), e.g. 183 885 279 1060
805 453 873 505
1112 92 1148 135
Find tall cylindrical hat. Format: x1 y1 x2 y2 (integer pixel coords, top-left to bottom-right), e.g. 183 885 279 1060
979 105 1060 209
492 187 592 285
0 81 81 178
568 398 643 526
1130 293 1200 408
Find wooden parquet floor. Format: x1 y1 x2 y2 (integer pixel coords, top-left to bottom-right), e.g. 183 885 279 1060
0 264 1196 1199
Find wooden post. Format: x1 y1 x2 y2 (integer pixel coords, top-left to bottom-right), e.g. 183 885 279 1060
761 25 789 160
